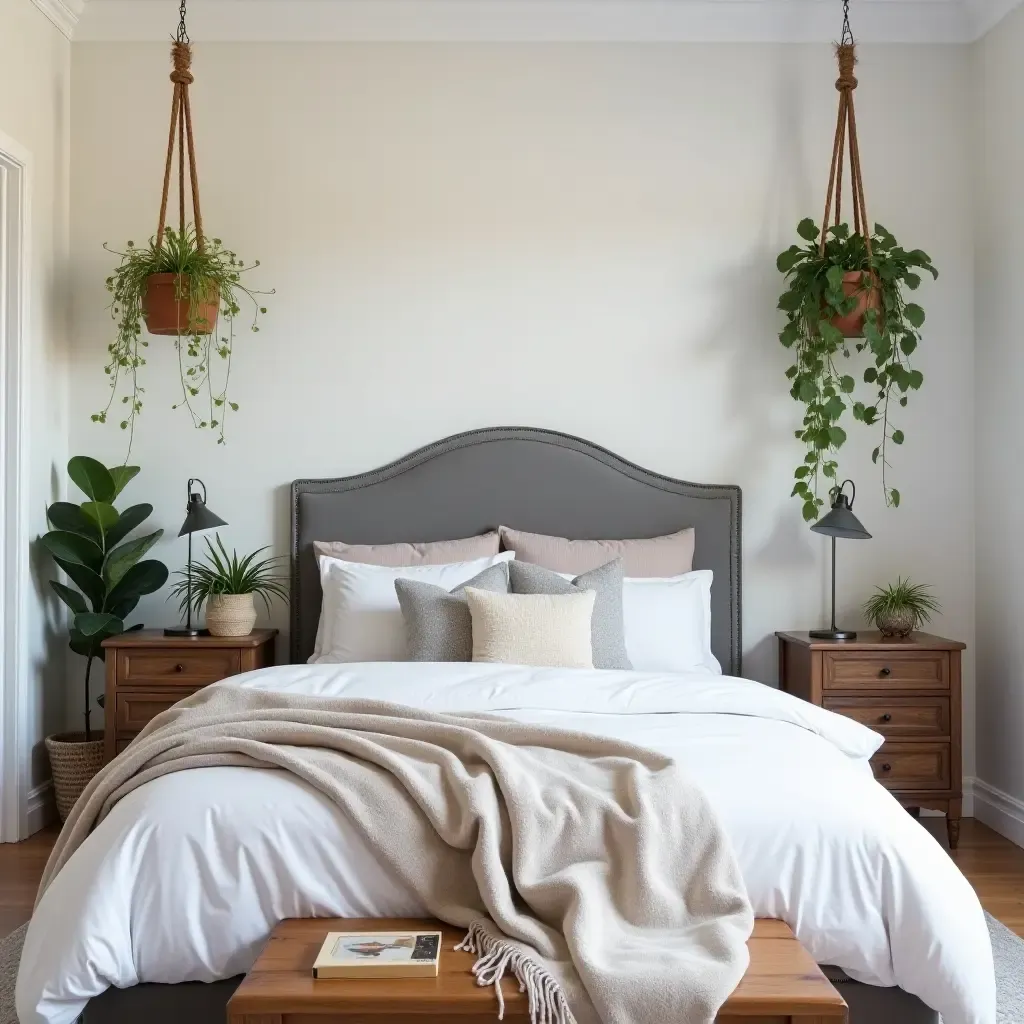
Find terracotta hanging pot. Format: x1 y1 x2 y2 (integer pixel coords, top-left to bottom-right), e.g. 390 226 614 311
830 271 882 338
142 273 220 336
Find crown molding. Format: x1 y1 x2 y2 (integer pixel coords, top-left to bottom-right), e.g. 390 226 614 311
73 0 983 45
967 0 1023 36
30 0 83 38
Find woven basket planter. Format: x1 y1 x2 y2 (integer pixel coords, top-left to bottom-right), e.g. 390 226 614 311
206 593 257 637
44 732 105 823
142 273 219 336
875 609 917 638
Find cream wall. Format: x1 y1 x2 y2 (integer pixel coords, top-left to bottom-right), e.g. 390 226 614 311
0 0 71 806
973 6 1024 831
69 42 976 779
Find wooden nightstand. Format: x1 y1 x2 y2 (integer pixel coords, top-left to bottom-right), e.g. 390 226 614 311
776 631 965 849
101 628 278 762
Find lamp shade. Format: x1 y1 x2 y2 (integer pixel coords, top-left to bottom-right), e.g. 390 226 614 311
810 481 871 540
177 479 227 537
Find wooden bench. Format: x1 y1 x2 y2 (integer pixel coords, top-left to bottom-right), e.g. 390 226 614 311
227 917 847 1024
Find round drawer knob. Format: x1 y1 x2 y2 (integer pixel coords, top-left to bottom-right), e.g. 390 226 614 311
881 763 892 772
174 663 184 673
880 713 892 722
880 666 892 677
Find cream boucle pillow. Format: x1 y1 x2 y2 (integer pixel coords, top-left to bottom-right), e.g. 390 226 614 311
464 587 596 669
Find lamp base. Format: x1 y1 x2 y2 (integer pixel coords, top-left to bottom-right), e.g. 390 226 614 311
809 628 858 640
163 626 209 637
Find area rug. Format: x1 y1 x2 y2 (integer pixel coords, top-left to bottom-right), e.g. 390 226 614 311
1 914 1022 1023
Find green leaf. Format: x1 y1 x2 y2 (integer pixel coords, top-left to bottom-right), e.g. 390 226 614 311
905 303 925 329
54 557 106 610
824 396 845 420
794 466 810 479
780 323 801 348
107 596 140 620
840 375 855 394
798 379 817 403
104 530 163 586
81 501 119 533
40 531 104 569
104 503 154 549
791 481 809 498
105 559 169 610
900 334 918 356
863 367 878 384
777 247 803 273
825 265 845 292
50 580 87 614
67 456 116 504
818 321 844 348
46 502 99 541
802 500 819 522
908 369 924 389
892 429 905 445
777 290 802 313
899 396 909 407
108 465 140 499
890 489 901 508
828 426 847 447
797 218 820 242
68 628 103 661
74 612 124 637
872 447 881 464
852 401 866 421
905 273 921 290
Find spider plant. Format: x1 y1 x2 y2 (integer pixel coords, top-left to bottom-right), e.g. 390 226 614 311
95 225 272 451
170 533 288 619
862 577 940 636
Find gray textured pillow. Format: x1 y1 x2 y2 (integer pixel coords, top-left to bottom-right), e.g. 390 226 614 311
395 563 509 662
508 559 631 670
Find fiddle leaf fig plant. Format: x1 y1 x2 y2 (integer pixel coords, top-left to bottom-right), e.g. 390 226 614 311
777 219 937 520
95 225 272 452
41 456 169 739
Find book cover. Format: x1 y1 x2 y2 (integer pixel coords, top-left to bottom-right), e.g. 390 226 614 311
312 930 442 980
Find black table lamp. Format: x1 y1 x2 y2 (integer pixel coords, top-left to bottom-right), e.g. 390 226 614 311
164 478 227 637
809 479 871 641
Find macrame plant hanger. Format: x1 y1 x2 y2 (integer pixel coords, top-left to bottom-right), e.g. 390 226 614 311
156 0 205 254
819 0 871 259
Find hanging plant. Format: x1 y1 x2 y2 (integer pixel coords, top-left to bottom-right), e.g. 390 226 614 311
775 12 937 522
92 19 272 452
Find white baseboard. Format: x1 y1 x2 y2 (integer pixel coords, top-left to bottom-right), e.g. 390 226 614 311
970 776 1024 848
26 781 56 835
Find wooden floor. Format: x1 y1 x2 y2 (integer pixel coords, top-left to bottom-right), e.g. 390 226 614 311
3 818 1024 942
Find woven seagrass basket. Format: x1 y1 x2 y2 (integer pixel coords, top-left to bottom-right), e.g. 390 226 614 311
205 593 257 637
44 732 105 822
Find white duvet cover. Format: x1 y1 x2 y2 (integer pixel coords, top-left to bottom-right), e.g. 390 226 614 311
18 663 995 1024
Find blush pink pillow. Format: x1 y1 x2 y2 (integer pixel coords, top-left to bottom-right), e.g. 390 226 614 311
498 526 694 578
314 533 500 567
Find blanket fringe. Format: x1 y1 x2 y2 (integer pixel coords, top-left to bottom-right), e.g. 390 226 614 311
455 920 575 1024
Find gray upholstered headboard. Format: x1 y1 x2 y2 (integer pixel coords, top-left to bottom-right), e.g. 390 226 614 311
291 427 742 674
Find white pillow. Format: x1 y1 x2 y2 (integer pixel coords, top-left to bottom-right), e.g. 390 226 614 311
312 552 515 664
622 570 720 674
465 588 596 669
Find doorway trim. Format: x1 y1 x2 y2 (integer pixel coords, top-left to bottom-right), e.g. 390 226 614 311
0 130 32 843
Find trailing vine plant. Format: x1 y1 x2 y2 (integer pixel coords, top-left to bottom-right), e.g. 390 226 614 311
776 24 937 522
95 225 270 450
776 219 936 521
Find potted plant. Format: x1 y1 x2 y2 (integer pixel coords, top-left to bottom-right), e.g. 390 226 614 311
170 534 287 637
40 456 169 820
863 578 940 638
95 225 271 451
777 220 937 521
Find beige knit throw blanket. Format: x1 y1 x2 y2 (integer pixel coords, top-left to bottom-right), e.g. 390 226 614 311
39 683 753 1024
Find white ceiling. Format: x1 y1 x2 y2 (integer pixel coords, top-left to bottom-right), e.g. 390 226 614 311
33 0 1022 45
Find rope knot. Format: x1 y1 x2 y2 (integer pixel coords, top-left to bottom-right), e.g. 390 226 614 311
835 42 858 92
170 41 194 85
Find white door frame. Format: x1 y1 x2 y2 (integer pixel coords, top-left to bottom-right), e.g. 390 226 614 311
0 130 32 843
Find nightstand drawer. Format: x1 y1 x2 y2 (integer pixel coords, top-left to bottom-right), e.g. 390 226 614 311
823 696 950 738
823 651 948 691
116 687 198 732
119 648 241 686
871 742 950 790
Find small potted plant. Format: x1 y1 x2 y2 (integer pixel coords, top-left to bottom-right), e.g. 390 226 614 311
777 220 937 520
96 225 272 451
170 534 288 637
863 578 940 638
40 456 168 819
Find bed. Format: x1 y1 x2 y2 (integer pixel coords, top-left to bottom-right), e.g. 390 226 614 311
17 427 994 1024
